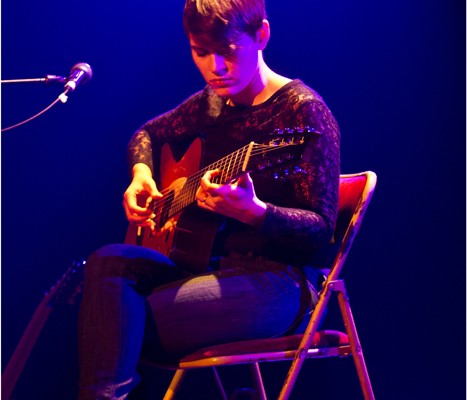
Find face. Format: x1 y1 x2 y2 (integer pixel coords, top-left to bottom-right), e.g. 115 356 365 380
189 31 262 100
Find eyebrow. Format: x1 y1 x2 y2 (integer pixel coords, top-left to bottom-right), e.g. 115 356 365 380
191 44 208 51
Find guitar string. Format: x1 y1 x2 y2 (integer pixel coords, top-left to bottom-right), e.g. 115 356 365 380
157 129 307 201
153 143 263 212
161 135 305 205
153 143 246 205
149 135 307 225
150 141 304 225
165 144 249 215
149 143 248 224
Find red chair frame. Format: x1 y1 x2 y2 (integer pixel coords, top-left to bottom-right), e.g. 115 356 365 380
161 171 377 400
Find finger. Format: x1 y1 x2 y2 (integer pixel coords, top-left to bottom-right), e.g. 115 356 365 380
128 202 154 216
124 197 153 217
202 169 220 180
144 196 153 208
123 190 144 209
196 185 206 200
235 173 254 189
124 189 154 211
128 212 156 224
200 169 221 191
197 193 209 206
139 218 156 229
146 184 163 199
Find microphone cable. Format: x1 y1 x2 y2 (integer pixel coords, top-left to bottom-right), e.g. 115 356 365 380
1 62 92 133
1 94 67 133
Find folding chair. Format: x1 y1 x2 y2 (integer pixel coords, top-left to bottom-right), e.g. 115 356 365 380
161 171 377 400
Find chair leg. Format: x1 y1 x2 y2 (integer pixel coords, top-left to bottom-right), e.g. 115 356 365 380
163 369 186 400
212 367 229 400
163 365 269 400
335 281 375 400
277 283 334 400
249 363 267 400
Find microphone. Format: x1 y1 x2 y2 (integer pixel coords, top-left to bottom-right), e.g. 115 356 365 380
45 75 66 84
1 62 94 131
64 62 93 93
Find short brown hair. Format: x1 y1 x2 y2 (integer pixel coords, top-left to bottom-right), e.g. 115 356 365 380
183 0 266 45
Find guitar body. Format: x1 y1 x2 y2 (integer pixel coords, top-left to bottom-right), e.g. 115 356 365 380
170 205 224 273
124 127 316 273
125 138 220 273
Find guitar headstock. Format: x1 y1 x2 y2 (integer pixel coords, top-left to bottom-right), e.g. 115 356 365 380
265 126 318 146
46 259 85 307
249 126 320 174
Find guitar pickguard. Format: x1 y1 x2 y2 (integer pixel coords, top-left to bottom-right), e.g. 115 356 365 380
125 138 204 265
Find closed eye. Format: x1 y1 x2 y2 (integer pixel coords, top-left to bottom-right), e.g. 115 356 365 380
191 45 210 57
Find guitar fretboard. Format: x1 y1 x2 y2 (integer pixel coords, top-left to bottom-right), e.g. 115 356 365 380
152 142 255 223
150 128 311 229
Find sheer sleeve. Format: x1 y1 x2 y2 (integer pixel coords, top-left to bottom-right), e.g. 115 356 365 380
127 90 208 176
258 95 340 260
126 80 340 265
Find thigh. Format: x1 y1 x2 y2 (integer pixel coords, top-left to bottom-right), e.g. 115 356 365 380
83 243 187 295
145 262 314 357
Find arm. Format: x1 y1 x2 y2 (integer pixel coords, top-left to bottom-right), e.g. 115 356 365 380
196 95 340 262
259 98 341 257
122 163 161 229
123 90 206 226
196 170 267 227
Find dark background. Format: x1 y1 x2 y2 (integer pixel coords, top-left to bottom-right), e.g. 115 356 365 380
2 0 465 399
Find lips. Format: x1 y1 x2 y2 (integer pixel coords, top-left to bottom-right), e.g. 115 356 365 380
209 78 232 88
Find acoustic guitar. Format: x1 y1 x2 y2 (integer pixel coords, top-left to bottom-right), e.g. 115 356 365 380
125 127 319 273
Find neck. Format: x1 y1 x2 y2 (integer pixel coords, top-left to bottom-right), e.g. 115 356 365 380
229 55 291 107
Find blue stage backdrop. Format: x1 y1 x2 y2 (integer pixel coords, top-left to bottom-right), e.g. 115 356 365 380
2 0 465 399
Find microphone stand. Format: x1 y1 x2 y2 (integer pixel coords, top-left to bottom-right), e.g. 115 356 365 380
1 75 68 132
1 75 66 84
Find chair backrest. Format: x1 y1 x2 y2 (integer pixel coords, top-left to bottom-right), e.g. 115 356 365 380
158 172 378 400
280 171 377 400
313 171 377 280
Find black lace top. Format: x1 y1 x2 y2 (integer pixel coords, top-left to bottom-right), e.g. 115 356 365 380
128 79 340 267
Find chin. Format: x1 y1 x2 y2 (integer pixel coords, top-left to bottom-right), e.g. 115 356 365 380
211 87 232 97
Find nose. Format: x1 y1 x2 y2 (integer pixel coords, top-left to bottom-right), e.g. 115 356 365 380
210 53 227 76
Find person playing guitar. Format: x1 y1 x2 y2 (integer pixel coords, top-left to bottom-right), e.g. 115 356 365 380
78 0 340 398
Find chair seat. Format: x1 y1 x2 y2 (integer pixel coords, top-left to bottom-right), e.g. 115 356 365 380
179 330 350 368
158 172 377 399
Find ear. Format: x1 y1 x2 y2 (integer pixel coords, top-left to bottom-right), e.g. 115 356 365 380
256 19 270 50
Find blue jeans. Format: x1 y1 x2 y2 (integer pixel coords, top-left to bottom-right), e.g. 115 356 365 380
78 244 321 399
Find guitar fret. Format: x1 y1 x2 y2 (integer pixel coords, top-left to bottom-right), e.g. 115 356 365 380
228 150 239 178
126 127 316 272
221 151 232 182
241 142 254 172
166 145 250 218
152 129 314 223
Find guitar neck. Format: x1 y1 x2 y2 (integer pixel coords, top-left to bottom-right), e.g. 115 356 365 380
151 127 312 227
2 260 83 400
2 301 52 400
126 127 314 270
156 142 254 219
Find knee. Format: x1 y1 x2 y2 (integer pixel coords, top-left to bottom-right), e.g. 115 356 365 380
84 243 175 281
89 244 174 264
89 243 131 259
84 244 129 281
